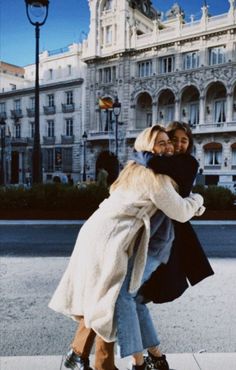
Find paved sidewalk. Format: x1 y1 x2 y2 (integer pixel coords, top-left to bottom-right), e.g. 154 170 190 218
1 353 236 370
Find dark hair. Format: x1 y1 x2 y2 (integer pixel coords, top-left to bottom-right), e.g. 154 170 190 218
166 121 193 153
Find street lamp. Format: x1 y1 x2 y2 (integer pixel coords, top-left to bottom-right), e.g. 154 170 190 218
0 118 6 186
112 96 121 158
82 131 88 182
25 0 49 184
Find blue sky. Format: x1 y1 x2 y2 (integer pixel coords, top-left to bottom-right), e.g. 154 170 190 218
0 0 229 67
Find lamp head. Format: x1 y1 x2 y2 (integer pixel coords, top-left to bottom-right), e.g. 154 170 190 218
25 0 49 26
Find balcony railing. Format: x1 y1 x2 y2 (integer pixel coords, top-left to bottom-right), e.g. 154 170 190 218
27 108 35 118
43 136 56 145
11 137 28 146
61 135 74 144
61 103 75 113
89 131 114 140
11 109 23 119
43 106 56 115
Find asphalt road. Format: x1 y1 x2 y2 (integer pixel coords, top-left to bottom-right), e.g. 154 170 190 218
0 223 235 257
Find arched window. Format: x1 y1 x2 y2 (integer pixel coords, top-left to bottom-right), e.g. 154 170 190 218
204 143 222 166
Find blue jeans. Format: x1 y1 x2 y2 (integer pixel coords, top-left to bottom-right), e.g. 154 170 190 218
114 253 161 358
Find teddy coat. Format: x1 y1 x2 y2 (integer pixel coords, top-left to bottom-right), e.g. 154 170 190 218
49 170 203 342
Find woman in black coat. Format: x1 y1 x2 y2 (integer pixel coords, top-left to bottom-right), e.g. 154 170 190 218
137 121 214 304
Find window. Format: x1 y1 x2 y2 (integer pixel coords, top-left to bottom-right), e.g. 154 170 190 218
105 25 112 44
14 99 21 110
161 56 174 73
47 120 54 137
68 65 72 75
138 60 153 77
205 150 222 166
49 68 53 79
0 102 5 113
44 148 54 172
66 91 73 105
30 97 35 109
163 105 174 123
30 122 35 138
48 94 54 107
104 68 111 83
214 100 226 123
183 51 199 70
209 46 226 65
103 0 112 11
66 118 73 136
62 147 72 172
15 124 21 138
189 103 199 126
232 148 236 166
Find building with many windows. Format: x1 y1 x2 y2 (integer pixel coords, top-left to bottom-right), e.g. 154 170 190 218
82 0 236 191
0 0 236 190
0 44 85 184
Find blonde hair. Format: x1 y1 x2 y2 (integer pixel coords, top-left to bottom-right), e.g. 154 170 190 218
110 125 165 193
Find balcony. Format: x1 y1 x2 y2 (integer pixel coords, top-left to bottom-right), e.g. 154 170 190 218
88 131 114 141
11 109 23 119
61 135 74 144
27 108 35 118
0 112 7 120
61 103 75 113
11 137 28 146
43 106 56 115
43 136 55 145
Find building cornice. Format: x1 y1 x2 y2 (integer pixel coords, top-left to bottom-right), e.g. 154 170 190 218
0 78 84 98
83 25 236 64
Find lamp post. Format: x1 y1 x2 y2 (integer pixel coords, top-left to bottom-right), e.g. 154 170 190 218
82 131 88 182
112 96 121 158
0 118 6 186
25 0 49 184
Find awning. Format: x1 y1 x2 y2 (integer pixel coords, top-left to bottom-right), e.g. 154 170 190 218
203 142 222 150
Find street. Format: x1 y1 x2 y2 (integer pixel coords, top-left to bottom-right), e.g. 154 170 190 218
0 222 235 257
0 222 236 357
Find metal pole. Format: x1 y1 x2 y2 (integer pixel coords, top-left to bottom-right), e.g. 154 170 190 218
0 126 5 185
32 23 42 184
115 114 118 158
83 140 86 182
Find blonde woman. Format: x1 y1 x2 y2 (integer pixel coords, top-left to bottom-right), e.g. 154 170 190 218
49 125 204 370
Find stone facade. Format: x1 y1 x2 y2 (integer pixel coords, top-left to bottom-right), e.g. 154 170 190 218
81 0 236 191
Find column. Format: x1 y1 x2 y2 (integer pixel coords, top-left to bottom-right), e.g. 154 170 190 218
174 99 180 121
152 102 158 125
199 95 205 126
226 92 233 123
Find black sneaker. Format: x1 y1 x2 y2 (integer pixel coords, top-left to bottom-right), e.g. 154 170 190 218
145 351 169 370
64 349 93 369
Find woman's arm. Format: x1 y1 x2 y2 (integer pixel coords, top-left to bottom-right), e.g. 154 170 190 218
134 152 199 197
150 174 204 223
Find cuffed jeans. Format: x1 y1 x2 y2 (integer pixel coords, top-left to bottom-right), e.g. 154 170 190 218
114 253 161 358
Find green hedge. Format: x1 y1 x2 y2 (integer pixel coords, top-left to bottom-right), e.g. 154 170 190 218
0 183 109 218
0 184 234 218
193 185 235 210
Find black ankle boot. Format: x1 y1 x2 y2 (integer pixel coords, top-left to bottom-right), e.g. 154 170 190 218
145 351 169 370
64 349 93 369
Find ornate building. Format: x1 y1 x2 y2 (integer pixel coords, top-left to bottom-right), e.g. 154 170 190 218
82 0 236 191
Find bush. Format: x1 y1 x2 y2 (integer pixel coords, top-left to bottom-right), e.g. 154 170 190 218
192 185 235 210
0 183 109 218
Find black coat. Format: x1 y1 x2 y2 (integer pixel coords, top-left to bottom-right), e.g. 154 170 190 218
138 153 214 303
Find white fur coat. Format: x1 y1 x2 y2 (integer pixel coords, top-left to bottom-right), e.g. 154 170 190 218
49 173 203 341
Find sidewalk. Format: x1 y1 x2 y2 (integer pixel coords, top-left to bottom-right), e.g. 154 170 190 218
1 353 236 370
